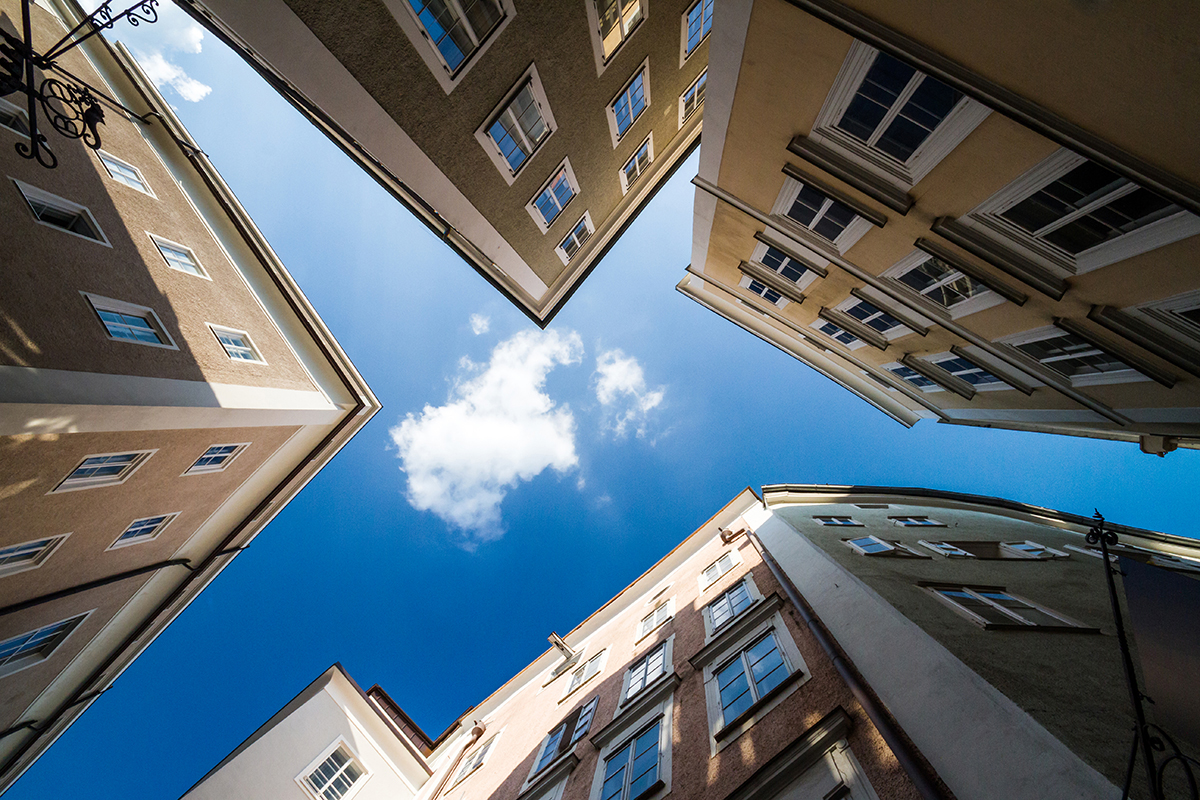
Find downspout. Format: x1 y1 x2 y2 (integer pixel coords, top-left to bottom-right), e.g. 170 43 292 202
737 525 948 800
427 722 486 800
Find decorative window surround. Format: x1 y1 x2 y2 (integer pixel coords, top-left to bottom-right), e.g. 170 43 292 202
475 65 556 183
149 233 208 279
813 516 861 526
544 644 586 686
931 217 1067 301
680 0 712 64
210 325 266 364
929 352 1011 392
811 317 865 350
1089 301 1200 380
773 166 881 255
621 636 672 704
946 345 1038 395
638 597 674 641
98 150 153 195
889 515 945 527
296 737 369 800
844 535 927 558
588 675 676 800
702 575 763 641
898 354 976 399
738 259 806 305
834 295 914 341
0 533 70 577
931 541 1068 560
517 757 574 800
885 362 935 391
389 0 514 93
690 595 809 752
925 584 1095 631
184 443 249 475
960 148 1200 276
607 60 650 148
738 271 788 309
918 540 974 558
13 179 110 245
619 134 654 195
848 287 930 335
699 548 743 591
563 649 607 701
108 514 177 550
884 243 1012 321
557 213 594 265
997 324 1159 388
83 293 178 349
585 0 645 75
0 611 91 679
750 239 822 292
527 696 599 789
678 68 706 127
52 450 154 493
526 159 579 232
816 307 887 351
0 98 30 136
802 41 990 200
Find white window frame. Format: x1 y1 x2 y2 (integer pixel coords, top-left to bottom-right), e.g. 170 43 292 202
738 273 790 309
928 353 1011 391
844 535 926 557
813 516 862 527
771 175 873 253
833 295 912 340
1131 289 1200 352
148 233 209 279
82 292 178 350
295 736 370 800
999 325 1146 387
750 240 821 293
0 97 30 137
13 178 110 245
965 148 1200 275
927 585 1087 629
619 133 654 195
701 574 763 641
563 648 607 701
183 443 249 476
388 0 515 94
698 547 743 591
810 318 866 350
679 0 713 66
525 158 580 233
0 610 92 679
677 68 706 128
474 65 557 184
809 40 991 190
209 324 267 364
606 60 651 148
637 596 675 641
51 449 155 493
451 731 499 787
584 0 647 76
889 516 946 527
556 211 594 265
586 693 673 800
918 540 975 558
1000 540 1069 559
107 513 178 550
620 635 673 705
98 150 154 196
882 249 1003 319
883 361 938 391
0 533 71 578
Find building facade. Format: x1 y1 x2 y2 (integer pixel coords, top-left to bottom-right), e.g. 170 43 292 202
177 0 713 326
0 0 379 791
681 0 1200 453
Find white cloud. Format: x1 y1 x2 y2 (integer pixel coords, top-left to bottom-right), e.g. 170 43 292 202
593 349 665 439
135 52 212 102
390 329 583 548
469 314 491 335
121 2 212 103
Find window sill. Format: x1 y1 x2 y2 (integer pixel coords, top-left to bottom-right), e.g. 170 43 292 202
591 673 680 750
930 217 1067 301
690 594 783 669
787 134 913 215
714 669 803 742
634 618 672 645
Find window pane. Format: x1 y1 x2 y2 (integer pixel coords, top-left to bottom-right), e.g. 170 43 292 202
849 536 891 554
836 52 915 142
717 659 753 720
787 184 826 227
876 75 961 161
1015 332 1129 377
747 634 787 696
937 589 1013 624
812 199 857 241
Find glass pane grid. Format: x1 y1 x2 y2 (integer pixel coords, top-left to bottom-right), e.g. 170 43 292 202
157 242 204 276
682 71 706 120
216 330 260 362
0 538 56 567
614 72 646 136
119 515 169 542
68 453 139 483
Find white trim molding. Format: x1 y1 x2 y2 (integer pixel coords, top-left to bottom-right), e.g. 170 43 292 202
474 63 557 184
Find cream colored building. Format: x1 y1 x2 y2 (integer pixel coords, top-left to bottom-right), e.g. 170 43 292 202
0 0 378 791
681 0 1200 453
178 0 713 326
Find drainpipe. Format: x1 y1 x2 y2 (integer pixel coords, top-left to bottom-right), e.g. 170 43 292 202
427 721 486 800
735 525 948 800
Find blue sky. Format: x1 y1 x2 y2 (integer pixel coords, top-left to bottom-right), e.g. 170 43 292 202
10 8 1199 799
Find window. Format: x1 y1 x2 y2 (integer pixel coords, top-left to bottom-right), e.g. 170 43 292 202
1008 327 1136 384
968 149 1200 273
54 450 153 492
620 135 653 194
0 98 30 135
894 253 990 311
405 0 504 74
707 579 754 630
683 0 713 57
595 0 643 61
558 214 594 263
918 540 974 558
755 242 816 289
714 631 791 726
842 535 926 558
745 279 783 306
0 613 89 678
1003 541 1069 559
302 744 365 800
812 319 862 348
533 696 599 776
886 364 935 389
99 151 152 194
82 293 176 349
889 515 945 527
930 355 1006 387
532 167 576 227
929 586 1088 629
809 42 989 187
813 516 861 526
185 444 248 475
454 735 496 784
639 600 673 638
625 640 668 702
479 72 553 178
679 69 706 125
772 176 871 252
600 719 663 800
837 297 909 337
14 180 108 243
699 549 741 589
933 540 1068 560
210 325 265 363
110 514 176 549
0 534 69 577
611 66 648 143
567 650 606 695
151 235 206 278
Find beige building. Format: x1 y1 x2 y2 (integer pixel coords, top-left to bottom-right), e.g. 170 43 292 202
177 0 714 326
0 0 378 792
681 0 1200 453
182 485 1199 800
